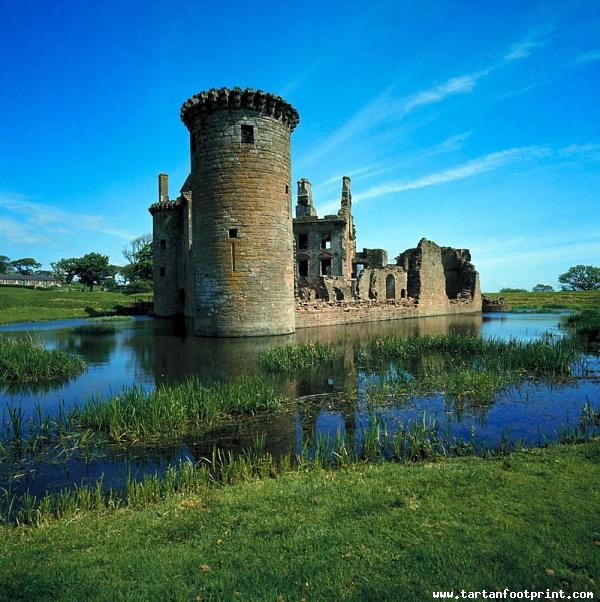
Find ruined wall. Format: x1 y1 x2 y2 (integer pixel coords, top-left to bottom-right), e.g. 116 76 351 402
441 247 481 303
181 87 299 336
396 239 448 307
356 266 408 301
294 217 347 287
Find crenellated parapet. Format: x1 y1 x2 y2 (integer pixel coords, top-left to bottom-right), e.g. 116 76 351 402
148 199 185 216
180 87 300 131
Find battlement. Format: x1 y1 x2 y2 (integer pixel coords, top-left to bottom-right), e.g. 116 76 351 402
148 199 185 215
180 86 300 131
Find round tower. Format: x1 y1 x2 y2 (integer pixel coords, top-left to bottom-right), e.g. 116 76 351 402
180 87 299 336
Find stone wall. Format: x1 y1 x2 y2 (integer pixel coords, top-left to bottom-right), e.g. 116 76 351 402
295 296 480 329
149 180 185 317
181 87 299 337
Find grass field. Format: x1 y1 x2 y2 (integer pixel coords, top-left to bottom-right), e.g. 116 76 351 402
0 440 598 601
485 290 600 311
0 286 150 325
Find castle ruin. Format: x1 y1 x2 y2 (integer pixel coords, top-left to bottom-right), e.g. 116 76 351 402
149 87 481 337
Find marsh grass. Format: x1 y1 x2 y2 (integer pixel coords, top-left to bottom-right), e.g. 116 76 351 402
88 315 134 323
2 403 598 526
0 376 284 450
0 335 86 383
71 324 116 335
565 310 600 345
258 342 335 373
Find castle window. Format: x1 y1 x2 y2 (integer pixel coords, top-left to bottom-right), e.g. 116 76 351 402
190 133 196 153
386 274 396 300
241 124 254 144
401 288 407 299
160 267 166 277
320 258 331 276
298 260 308 277
160 239 166 250
285 184 289 194
298 233 308 249
228 228 238 238
321 234 331 250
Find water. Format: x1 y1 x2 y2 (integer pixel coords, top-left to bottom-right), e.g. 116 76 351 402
1 312 598 496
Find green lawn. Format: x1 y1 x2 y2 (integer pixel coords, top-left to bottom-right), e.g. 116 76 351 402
485 290 600 311
0 286 150 325
1 441 598 601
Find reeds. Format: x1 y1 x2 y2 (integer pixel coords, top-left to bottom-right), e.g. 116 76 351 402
71 324 116 335
565 310 600 344
88 316 134 322
0 335 86 382
4 403 596 527
258 342 334 373
75 376 282 442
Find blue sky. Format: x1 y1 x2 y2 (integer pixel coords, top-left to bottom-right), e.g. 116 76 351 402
0 0 598 291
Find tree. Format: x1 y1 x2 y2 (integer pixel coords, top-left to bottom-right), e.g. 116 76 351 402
122 234 152 264
558 265 600 291
51 257 81 284
10 257 42 275
0 255 13 273
120 234 152 285
500 288 528 293
75 253 111 291
532 284 554 292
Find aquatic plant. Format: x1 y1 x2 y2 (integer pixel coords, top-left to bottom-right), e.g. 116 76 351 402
0 335 86 383
71 324 116 336
365 334 580 376
76 376 283 442
258 342 334 373
3 402 597 527
564 310 600 345
88 315 134 322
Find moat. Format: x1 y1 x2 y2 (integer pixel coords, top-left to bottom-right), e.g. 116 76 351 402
1 312 599 497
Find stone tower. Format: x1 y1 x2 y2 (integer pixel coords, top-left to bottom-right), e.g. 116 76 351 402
180 87 300 336
148 174 184 317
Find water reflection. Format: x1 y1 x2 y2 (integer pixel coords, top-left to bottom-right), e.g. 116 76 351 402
1 312 598 497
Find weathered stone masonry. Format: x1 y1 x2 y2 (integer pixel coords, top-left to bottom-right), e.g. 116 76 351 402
149 86 482 337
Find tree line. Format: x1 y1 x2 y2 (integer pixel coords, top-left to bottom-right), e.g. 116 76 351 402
500 265 600 293
1 235 152 292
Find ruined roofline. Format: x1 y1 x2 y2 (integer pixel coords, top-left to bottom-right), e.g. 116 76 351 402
180 87 300 132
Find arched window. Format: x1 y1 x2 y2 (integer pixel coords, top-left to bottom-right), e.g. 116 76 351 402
386 274 395 300
401 288 407 299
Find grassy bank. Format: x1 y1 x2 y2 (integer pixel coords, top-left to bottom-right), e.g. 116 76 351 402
0 336 86 383
0 440 598 600
0 286 149 325
485 290 600 311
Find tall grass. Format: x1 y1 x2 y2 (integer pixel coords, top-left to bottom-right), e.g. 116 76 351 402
0 335 86 382
88 316 134 323
259 342 334 373
565 310 600 344
75 376 282 442
3 402 597 527
365 333 580 376
71 324 116 335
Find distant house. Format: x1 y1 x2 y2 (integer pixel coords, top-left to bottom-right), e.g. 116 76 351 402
0 273 61 288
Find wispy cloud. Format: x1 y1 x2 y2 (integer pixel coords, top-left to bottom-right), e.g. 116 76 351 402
298 29 552 171
0 216 48 246
353 146 550 204
402 72 488 113
502 27 554 62
575 49 600 64
0 194 135 243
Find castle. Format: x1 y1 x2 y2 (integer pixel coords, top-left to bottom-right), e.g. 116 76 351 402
149 87 482 337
